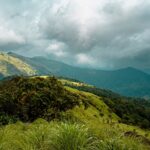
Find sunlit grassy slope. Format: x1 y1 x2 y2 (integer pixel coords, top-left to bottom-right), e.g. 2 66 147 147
0 119 150 150
64 86 119 122
0 52 37 76
65 87 150 133
59 78 150 136
27 76 120 123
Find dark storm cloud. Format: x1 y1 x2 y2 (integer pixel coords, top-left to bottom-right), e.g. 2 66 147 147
0 0 150 69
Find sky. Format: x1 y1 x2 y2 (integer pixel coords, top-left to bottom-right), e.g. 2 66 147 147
0 0 150 69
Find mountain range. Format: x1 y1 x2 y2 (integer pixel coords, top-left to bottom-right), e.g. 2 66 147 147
1 51 150 97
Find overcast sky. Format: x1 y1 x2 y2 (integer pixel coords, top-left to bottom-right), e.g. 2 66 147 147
0 0 150 69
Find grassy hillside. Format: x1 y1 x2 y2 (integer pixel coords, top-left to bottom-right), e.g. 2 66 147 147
7 52 51 75
0 76 150 149
60 78 150 129
0 52 37 77
64 86 119 123
0 76 118 124
0 119 150 150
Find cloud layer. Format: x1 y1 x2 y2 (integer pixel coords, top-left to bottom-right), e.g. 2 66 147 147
0 0 150 69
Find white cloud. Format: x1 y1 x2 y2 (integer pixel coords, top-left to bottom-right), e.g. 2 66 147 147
46 41 67 57
0 26 25 45
1 0 150 69
76 53 95 65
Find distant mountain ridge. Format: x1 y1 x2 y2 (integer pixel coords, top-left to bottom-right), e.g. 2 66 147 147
0 52 37 78
1 52 150 97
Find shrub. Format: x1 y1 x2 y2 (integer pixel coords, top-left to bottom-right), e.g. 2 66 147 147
0 114 17 125
51 123 99 150
0 77 80 123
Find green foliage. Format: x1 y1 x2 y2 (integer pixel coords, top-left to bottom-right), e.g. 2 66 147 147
0 114 18 125
65 82 150 129
0 76 80 123
0 76 149 149
98 138 143 150
0 120 149 150
51 123 98 150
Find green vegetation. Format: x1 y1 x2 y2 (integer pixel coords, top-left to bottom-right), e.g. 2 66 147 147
0 76 79 124
0 76 150 149
62 79 150 129
0 119 149 150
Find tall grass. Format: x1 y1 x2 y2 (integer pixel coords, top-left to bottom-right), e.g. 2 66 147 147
51 123 99 150
98 137 145 150
0 119 149 150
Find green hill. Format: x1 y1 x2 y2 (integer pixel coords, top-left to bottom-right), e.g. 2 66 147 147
0 76 150 150
60 78 150 128
0 52 37 78
0 76 119 124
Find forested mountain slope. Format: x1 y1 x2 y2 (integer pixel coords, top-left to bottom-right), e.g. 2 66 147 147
1 52 150 97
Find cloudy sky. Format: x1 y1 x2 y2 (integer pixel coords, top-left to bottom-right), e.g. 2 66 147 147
0 0 150 69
